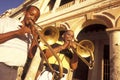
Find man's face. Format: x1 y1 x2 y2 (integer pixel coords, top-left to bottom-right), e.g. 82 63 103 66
24 7 40 26
64 30 74 41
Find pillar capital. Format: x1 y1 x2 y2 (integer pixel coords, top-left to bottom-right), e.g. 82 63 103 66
106 27 120 32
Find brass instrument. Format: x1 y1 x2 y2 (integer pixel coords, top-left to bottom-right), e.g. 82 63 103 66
39 26 59 45
73 40 95 69
25 20 95 80
38 27 63 80
40 25 95 69
39 26 64 79
25 21 63 80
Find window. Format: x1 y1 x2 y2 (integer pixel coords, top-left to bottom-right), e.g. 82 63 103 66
103 45 110 80
60 0 73 6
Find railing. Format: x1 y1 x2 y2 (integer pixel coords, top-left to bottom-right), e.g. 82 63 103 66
40 0 87 18
56 1 74 11
40 0 104 17
40 1 75 17
104 59 110 80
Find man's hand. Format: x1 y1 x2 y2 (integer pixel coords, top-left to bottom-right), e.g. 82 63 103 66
18 26 31 36
70 41 77 50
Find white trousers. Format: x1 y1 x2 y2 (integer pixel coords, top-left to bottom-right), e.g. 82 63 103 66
37 70 67 80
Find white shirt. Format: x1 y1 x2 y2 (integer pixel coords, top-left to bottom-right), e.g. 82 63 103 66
0 17 32 66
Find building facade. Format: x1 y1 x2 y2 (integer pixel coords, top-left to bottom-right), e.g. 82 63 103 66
2 0 120 80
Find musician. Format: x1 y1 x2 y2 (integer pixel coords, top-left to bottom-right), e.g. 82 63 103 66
37 30 78 80
0 5 40 80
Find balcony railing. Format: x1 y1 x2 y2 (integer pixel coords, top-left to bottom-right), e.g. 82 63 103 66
56 1 75 11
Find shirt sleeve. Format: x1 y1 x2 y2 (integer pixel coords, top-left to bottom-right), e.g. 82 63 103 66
0 17 9 33
0 18 4 33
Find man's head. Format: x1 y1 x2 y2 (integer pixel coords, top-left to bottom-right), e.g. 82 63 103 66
23 5 40 26
62 30 74 42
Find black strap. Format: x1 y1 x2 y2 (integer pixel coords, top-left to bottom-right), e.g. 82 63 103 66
44 64 68 74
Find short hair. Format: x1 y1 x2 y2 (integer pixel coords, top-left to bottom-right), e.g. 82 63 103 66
26 5 40 12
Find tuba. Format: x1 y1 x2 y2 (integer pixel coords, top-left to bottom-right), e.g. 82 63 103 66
39 26 59 45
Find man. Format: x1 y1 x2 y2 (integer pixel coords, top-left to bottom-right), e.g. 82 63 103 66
37 30 78 80
0 5 40 80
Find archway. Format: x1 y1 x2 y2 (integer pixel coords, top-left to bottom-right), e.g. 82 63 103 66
73 23 109 80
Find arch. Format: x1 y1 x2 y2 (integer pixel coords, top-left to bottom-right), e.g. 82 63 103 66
78 18 107 35
102 12 115 20
82 19 107 29
92 14 114 28
75 14 111 40
60 22 70 30
72 13 113 41
79 13 114 32
115 16 120 28
81 24 106 33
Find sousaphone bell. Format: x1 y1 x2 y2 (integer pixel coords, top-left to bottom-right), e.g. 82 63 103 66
74 39 95 69
40 26 59 45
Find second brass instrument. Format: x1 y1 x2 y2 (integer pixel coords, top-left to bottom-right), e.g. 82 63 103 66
37 23 95 69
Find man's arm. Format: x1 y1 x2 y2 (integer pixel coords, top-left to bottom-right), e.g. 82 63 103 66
70 53 78 70
0 27 31 44
44 42 70 59
0 30 19 44
70 42 78 70
28 26 39 59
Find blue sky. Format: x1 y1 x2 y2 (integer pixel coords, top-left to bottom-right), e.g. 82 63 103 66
0 0 24 14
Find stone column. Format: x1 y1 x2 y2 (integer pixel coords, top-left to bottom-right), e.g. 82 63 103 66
40 0 50 14
52 0 61 12
107 28 120 80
